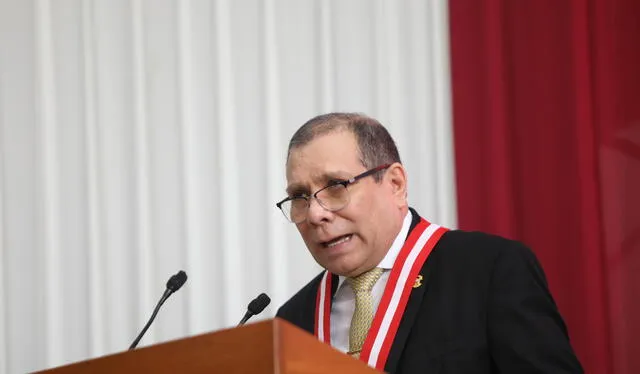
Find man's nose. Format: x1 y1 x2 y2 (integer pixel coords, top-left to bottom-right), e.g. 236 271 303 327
306 197 332 224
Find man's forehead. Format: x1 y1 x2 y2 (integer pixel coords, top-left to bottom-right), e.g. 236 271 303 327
285 130 362 186
286 167 353 191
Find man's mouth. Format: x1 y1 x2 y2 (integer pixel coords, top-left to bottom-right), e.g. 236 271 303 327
322 234 353 248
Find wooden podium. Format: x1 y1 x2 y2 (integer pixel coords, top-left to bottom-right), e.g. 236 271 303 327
36 318 382 373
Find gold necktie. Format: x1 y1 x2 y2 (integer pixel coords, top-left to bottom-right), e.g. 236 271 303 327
347 267 384 358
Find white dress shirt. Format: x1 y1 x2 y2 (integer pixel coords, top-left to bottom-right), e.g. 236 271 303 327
330 211 413 352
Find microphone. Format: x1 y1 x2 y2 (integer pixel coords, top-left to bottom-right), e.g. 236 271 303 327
129 270 188 350
238 293 271 326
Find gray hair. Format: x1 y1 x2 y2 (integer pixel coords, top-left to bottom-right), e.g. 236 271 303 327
287 113 401 182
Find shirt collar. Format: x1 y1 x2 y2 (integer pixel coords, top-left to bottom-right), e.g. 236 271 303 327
336 210 413 288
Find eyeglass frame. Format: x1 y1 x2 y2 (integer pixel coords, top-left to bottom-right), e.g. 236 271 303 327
275 163 392 223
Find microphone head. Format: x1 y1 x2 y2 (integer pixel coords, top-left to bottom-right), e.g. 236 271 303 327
247 293 271 315
166 270 188 292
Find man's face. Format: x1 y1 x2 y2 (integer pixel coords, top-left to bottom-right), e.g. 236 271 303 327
285 130 406 277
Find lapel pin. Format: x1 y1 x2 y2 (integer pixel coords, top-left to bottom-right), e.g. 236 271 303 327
413 275 423 288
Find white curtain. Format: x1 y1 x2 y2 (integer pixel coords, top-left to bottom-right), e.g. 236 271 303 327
0 0 456 372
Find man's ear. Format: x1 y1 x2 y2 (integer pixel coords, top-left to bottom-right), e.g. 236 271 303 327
385 163 408 204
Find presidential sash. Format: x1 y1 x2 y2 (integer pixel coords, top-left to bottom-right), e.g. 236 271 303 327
314 219 448 370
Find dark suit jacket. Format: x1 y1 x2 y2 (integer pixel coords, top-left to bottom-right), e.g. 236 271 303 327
276 209 583 373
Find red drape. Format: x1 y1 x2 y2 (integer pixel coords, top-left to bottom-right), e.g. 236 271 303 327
449 1 640 373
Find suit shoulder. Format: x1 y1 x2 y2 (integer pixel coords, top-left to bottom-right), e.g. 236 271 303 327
427 229 551 298
431 229 540 274
437 229 533 257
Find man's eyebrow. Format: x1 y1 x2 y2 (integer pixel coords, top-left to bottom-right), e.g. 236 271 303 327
286 183 308 195
322 170 352 181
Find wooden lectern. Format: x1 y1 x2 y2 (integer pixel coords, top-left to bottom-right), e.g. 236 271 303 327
36 318 382 373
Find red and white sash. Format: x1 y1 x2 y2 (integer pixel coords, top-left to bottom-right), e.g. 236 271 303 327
314 219 448 370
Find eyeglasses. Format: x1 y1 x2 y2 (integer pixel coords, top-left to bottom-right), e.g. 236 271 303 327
276 164 391 223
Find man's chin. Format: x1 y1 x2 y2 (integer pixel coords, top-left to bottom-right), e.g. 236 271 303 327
322 260 363 277
314 248 364 276
319 260 353 277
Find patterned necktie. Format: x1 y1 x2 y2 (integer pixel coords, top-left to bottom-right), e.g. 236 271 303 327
347 267 384 358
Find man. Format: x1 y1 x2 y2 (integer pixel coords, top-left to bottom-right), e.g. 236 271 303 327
275 113 583 373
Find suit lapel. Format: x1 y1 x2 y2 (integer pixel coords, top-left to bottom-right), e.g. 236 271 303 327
384 256 436 373
331 273 339 295
384 209 436 373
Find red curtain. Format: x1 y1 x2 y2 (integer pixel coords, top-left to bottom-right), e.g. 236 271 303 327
449 1 640 373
